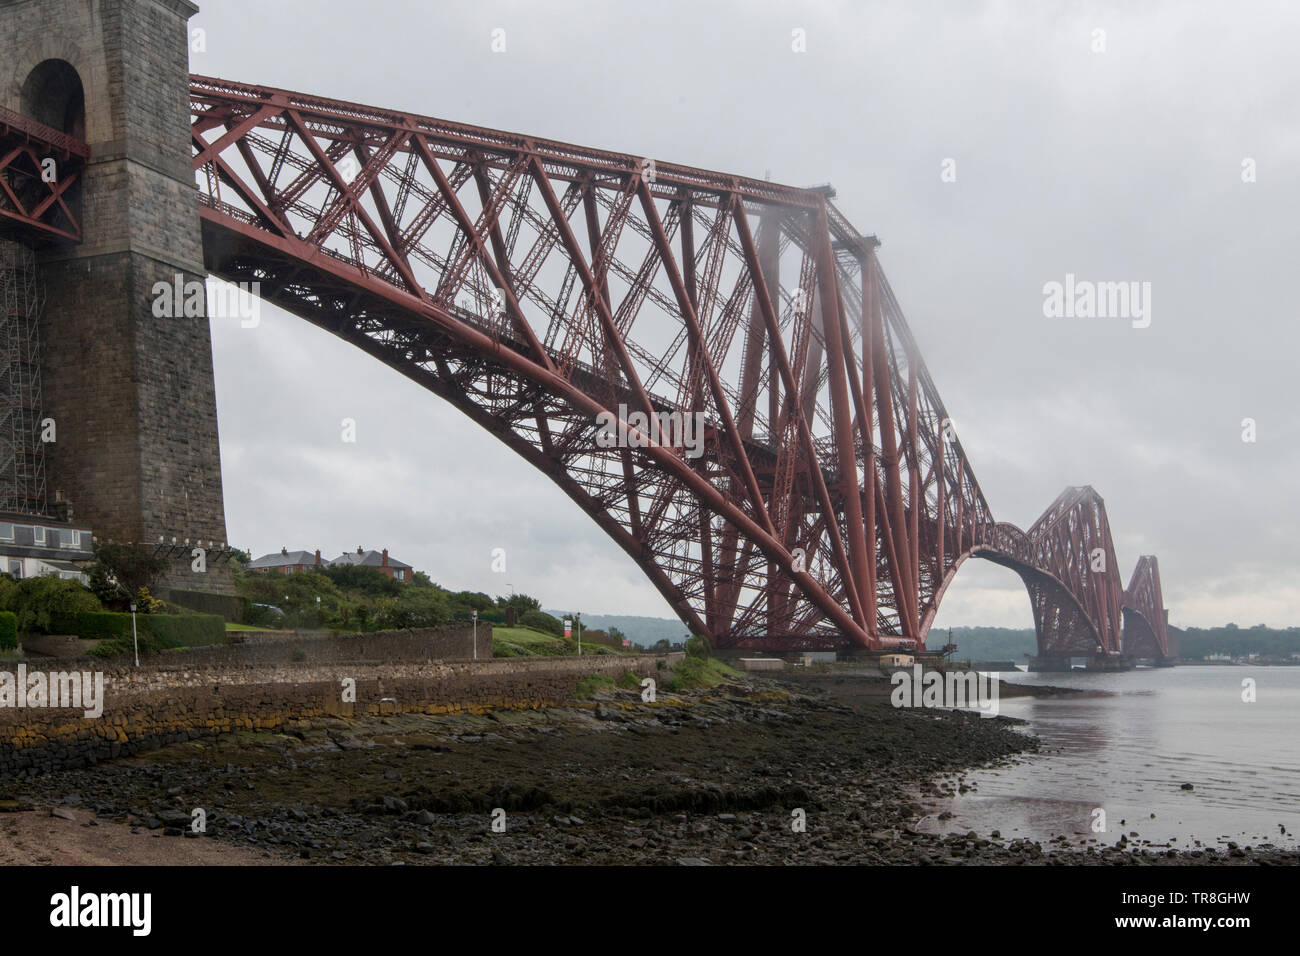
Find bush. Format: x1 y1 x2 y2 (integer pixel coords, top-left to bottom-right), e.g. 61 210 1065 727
374 587 450 629
576 674 615 698
448 590 495 612
519 609 563 637
685 634 711 659
453 607 505 625
0 611 16 650
72 612 224 649
159 587 250 622
140 613 224 647
134 586 166 614
89 635 158 659
244 603 284 629
320 564 401 597
3 577 102 633
71 612 132 640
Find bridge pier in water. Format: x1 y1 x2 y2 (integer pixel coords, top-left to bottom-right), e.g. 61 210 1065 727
0 0 233 593
1027 654 1134 672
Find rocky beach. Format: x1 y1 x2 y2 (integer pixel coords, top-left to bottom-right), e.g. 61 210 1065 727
3 670 1295 865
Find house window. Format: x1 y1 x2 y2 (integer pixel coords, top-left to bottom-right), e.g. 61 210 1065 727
0 523 12 541
60 529 79 548
33 526 45 546
7 560 21 578
395 569 405 581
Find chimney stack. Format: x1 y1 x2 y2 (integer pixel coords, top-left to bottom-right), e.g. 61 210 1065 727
315 549 321 566
357 546 363 554
281 547 287 555
382 548 389 567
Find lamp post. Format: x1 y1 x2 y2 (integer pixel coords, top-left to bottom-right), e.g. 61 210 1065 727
472 609 478 661
129 601 139 667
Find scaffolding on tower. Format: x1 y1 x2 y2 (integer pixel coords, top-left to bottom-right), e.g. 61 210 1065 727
0 240 48 515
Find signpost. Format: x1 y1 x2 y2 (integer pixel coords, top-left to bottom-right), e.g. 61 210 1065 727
130 602 139 667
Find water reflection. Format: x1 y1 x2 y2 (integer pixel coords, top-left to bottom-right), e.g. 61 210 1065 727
918 666 1300 850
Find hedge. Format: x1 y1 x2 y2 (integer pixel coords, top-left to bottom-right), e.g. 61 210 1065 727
70 612 225 648
0 611 16 650
158 587 250 623
452 608 505 625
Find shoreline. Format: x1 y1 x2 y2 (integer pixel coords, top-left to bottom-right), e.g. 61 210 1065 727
2 672 1296 865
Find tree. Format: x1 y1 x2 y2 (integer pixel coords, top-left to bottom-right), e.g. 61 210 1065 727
321 564 401 596
497 592 541 616
87 542 168 606
450 590 495 612
237 566 345 629
685 634 711 658
377 587 450 629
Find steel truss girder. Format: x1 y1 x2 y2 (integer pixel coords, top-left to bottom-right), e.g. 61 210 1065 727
0 105 88 243
1122 554 1170 659
189 74 1164 653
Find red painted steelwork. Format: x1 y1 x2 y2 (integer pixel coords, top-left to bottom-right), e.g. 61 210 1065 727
1122 554 1170 659
0 104 88 243
188 74 1167 655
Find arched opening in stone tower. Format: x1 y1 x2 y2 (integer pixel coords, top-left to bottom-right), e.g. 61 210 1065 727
21 59 85 139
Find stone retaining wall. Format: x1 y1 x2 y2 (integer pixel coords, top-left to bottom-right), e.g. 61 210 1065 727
0 653 679 779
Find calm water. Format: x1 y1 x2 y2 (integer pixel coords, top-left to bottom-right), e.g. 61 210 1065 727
917 665 1300 850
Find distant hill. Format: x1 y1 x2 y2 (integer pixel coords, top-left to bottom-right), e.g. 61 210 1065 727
931 626 1037 661
537 618 1300 660
543 610 689 648
539 616 1041 656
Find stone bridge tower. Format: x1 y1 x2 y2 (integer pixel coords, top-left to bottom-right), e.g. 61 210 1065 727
0 0 232 593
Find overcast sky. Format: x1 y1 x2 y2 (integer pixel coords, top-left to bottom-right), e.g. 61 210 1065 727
193 0 1300 630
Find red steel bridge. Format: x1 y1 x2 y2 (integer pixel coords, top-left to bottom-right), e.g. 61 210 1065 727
1 74 1171 664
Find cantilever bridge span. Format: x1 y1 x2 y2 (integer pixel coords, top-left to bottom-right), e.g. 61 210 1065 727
0 60 1171 661
184 74 1170 660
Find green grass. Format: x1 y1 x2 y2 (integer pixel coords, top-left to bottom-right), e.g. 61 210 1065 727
225 622 278 632
576 674 616 698
492 626 566 654
489 626 633 658
667 655 741 691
